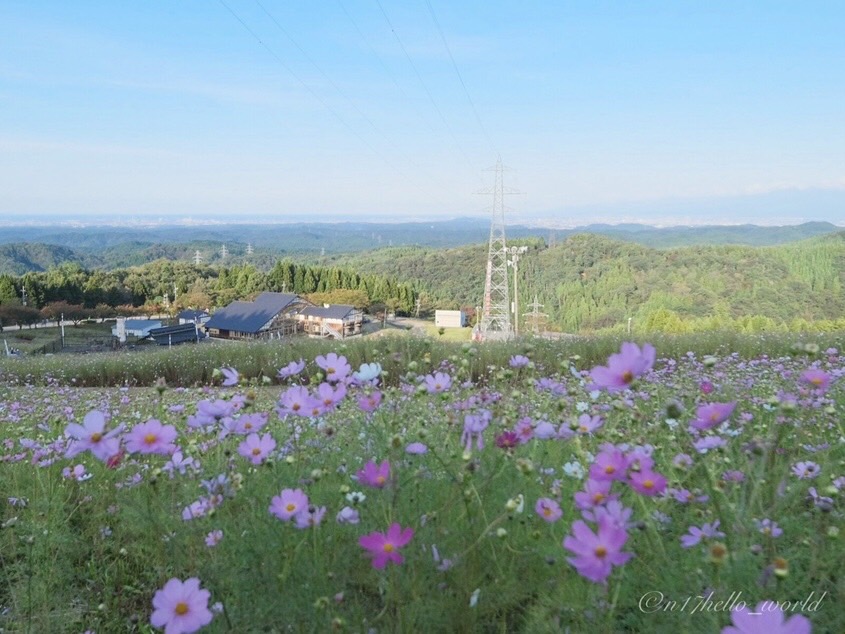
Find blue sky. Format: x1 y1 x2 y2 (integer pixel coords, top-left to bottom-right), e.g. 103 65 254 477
2 0 844 225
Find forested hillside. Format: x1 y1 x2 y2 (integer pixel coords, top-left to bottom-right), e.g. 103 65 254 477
324 232 845 333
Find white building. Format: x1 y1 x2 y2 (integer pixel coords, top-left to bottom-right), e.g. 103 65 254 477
112 318 163 343
435 310 467 328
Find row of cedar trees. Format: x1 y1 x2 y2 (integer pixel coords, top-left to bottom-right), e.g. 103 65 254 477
0 260 424 330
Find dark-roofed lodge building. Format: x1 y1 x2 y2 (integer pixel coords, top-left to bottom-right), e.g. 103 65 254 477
204 292 311 340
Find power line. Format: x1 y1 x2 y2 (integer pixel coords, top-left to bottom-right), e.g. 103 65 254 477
373 0 480 175
216 0 455 211
253 0 453 201
423 0 497 157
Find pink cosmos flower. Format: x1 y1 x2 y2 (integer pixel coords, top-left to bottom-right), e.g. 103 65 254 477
277 386 320 418
64 410 123 462
359 523 415 569
294 505 327 529
269 488 309 521
721 601 811 634
690 402 737 431
405 442 428 454
315 352 351 383
628 468 667 497
231 413 268 435
424 372 452 394
563 515 633 584
220 367 239 387
535 498 563 523
509 355 530 368
125 419 178 455
205 530 223 548
589 342 656 391
150 577 213 634
277 359 306 379
357 460 390 488
800 368 831 393
357 391 383 413
588 446 629 482
237 433 276 465
315 382 347 412
574 479 617 511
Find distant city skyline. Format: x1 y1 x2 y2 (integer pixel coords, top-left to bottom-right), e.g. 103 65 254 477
2 1 844 224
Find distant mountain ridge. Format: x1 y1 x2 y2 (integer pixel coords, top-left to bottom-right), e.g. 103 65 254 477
0 220 840 275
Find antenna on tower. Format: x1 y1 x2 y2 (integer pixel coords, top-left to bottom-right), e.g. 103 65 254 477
246 243 254 256
220 244 228 260
193 250 203 266
474 157 521 342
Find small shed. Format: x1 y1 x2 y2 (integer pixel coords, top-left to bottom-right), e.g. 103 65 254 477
435 310 466 328
298 304 363 339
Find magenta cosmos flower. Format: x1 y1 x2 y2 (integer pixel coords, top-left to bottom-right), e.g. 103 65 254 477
150 577 213 634
690 402 737 431
721 601 811 634
359 523 415 569
357 460 390 488
277 358 305 379
589 342 656 391
125 419 177 455
563 516 633 584
269 488 309 522
535 498 563 523
64 410 123 462
237 433 276 465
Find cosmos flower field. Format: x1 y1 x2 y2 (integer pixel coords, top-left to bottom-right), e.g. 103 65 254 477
1 339 844 633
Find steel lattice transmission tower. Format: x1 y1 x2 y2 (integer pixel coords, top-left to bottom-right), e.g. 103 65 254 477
475 157 519 342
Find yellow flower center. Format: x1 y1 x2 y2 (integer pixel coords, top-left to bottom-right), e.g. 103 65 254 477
643 479 654 489
543 507 552 517
175 602 189 616
579 426 588 433
594 546 607 558
383 543 394 553
593 493 605 504
252 447 262 456
376 476 386 485
244 422 252 430
286 503 296 512
292 403 301 411
621 370 633 383
811 377 823 385
327 367 336 374
144 433 157 445
604 465 615 474
90 432 102 442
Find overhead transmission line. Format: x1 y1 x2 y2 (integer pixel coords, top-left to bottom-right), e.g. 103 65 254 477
216 0 454 210
373 0 482 180
252 0 453 200
423 0 497 158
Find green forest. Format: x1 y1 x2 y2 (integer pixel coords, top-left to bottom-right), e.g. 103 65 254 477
1 232 844 335
323 232 845 334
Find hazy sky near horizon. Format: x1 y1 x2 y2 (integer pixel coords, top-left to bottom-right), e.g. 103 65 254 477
2 1 844 225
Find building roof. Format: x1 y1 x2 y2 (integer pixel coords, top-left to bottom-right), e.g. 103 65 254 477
204 292 300 334
124 319 163 330
300 304 358 320
148 323 204 345
177 309 210 320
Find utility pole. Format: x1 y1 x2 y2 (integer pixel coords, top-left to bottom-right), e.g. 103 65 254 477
415 296 421 318
507 245 528 336
476 157 520 342
60 312 65 348
246 243 254 256
194 250 203 266
220 244 228 260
